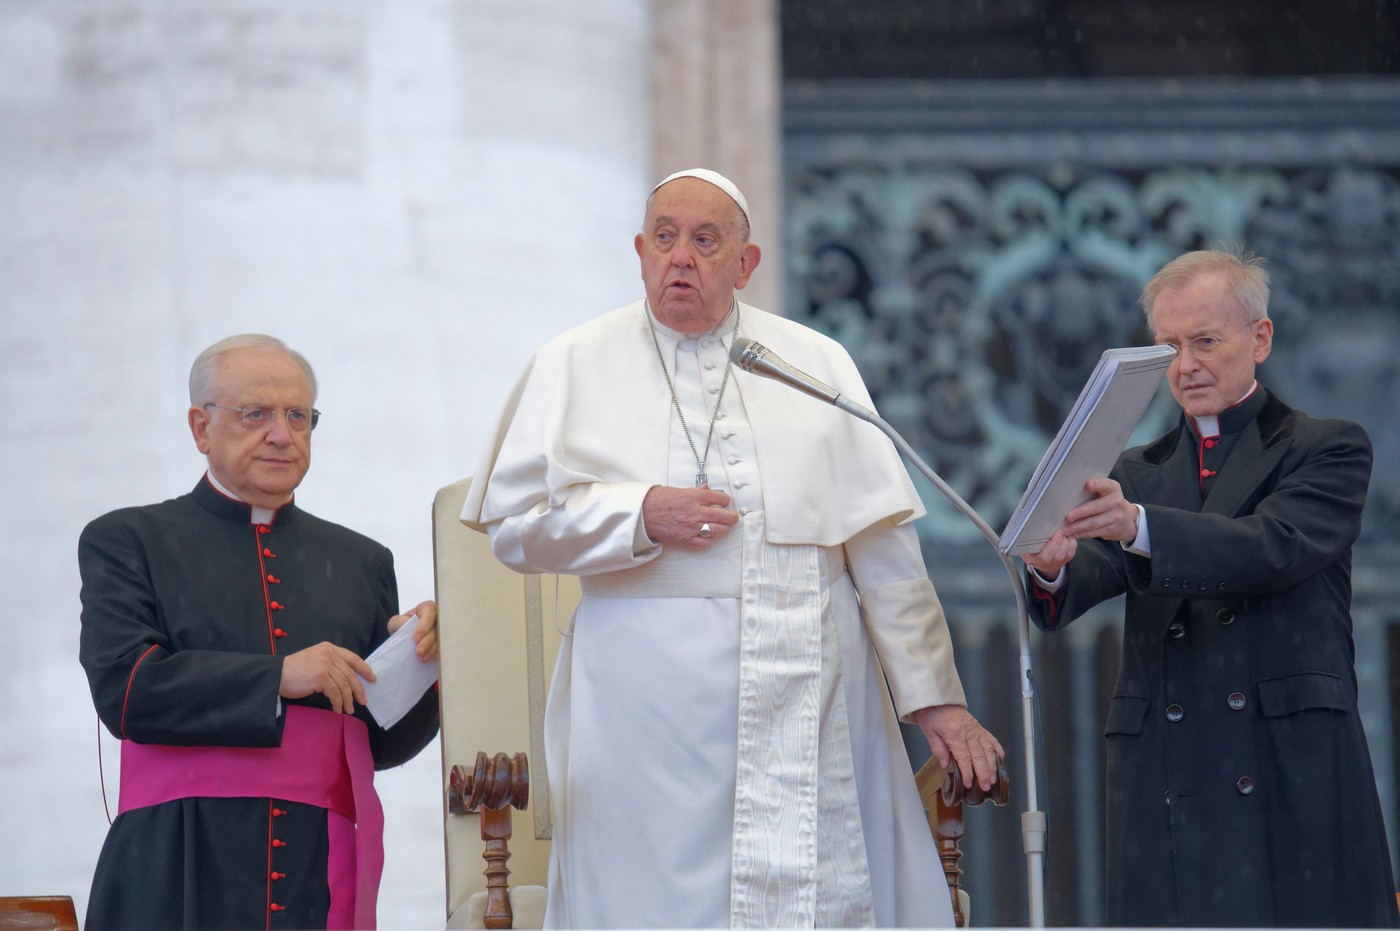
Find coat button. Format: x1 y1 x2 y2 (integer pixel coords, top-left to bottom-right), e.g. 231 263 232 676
1236 776 1255 795
274 628 288 638
1197 581 1208 592
1179 580 1190 590
271 871 285 881
1161 578 1173 589
1217 608 1235 625
272 838 286 848
263 548 276 558
1228 692 1247 711
1168 621 1186 639
1165 704 1184 723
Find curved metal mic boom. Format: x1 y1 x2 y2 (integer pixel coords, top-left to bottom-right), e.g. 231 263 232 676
729 335 1048 929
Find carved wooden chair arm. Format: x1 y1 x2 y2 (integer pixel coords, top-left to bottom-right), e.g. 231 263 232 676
916 757 1011 928
447 751 530 930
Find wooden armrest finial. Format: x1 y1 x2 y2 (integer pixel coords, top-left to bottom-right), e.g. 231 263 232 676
448 751 530 929
917 758 1011 928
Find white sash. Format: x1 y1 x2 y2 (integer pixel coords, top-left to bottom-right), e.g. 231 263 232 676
730 514 874 927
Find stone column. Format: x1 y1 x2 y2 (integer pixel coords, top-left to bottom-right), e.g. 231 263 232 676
649 0 784 315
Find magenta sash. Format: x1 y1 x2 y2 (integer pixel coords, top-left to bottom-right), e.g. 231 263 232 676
118 705 384 930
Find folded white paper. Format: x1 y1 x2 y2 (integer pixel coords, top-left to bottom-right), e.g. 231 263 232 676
359 614 439 729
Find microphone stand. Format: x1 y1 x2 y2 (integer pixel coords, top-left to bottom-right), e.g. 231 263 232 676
730 338 1047 926
833 395 1049 929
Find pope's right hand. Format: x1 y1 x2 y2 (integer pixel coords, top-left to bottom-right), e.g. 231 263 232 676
642 485 739 548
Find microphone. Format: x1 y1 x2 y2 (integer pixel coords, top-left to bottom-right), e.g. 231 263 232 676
729 336 876 421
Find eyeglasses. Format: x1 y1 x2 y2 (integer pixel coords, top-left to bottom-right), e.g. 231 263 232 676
204 404 321 432
1155 319 1262 360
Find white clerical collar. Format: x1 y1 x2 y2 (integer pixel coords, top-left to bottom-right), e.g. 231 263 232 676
1190 380 1259 438
205 471 289 525
648 301 740 343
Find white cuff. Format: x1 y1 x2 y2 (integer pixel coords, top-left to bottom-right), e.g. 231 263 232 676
1030 565 1066 592
1121 504 1150 557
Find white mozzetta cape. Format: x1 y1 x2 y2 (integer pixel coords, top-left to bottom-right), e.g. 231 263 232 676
462 301 923 547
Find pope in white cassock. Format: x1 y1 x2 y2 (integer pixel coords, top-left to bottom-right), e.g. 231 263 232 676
461 169 1004 928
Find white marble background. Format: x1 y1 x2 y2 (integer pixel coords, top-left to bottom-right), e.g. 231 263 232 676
0 1 652 926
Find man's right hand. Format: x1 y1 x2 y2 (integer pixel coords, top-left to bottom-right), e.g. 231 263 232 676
279 642 374 714
1021 528 1077 579
642 485 739 548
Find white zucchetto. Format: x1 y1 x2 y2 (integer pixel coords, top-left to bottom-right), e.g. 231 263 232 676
650 168 750 222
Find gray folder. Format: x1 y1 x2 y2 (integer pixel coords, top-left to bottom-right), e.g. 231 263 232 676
998 344 1176 557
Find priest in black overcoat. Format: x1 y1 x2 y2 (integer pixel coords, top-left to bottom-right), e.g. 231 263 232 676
79 334 440 930
1022 250 1398 927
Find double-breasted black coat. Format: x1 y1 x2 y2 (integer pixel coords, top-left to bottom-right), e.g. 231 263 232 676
1028 389 1398 927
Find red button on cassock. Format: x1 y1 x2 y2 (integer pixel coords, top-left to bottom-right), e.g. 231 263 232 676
270 601 284 611
274 629 287 638
272 839 286 848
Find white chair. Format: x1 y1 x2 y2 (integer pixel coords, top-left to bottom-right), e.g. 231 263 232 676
433 477 575 929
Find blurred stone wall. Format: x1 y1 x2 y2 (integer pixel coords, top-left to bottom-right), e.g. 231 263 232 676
0 2 651 925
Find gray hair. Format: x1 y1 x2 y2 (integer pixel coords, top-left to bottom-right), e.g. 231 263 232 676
1140 248 1270 334
188 334 318 405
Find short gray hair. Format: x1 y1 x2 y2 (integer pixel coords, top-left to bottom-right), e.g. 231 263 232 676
1140 248 1270 333
188 334 318 405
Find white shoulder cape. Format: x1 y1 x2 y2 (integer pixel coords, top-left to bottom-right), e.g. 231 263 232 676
462 300 924 546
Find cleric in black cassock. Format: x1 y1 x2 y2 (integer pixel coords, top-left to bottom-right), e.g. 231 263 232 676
79 335 439 931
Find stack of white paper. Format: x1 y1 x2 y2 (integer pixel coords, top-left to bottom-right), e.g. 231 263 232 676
998 344 1176 557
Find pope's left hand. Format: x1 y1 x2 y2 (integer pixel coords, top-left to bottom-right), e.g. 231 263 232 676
388 599 439 661
913 704 1005 791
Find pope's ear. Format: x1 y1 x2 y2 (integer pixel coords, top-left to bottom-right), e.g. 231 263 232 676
188 406 212 454
734 242 762 290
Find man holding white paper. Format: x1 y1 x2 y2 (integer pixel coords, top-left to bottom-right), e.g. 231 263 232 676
79 334 440 930
1021 250 1396 928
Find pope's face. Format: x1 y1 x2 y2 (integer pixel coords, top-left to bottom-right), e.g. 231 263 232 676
1151 271 1273 418
188 348 315 508
634 178 761 335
